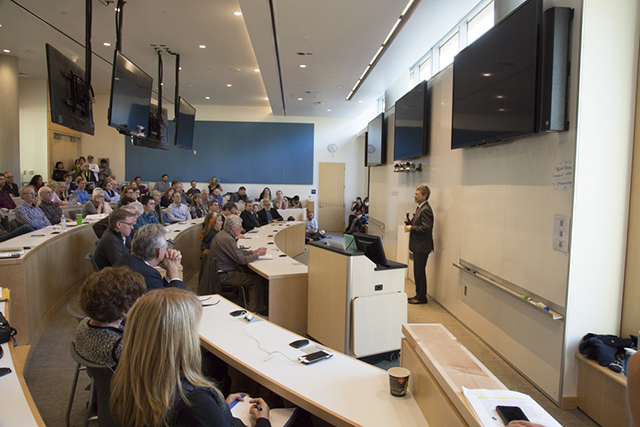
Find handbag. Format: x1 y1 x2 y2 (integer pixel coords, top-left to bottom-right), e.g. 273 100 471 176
0 311 17 345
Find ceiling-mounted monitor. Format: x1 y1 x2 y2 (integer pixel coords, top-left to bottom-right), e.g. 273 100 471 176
394 80 428 160
365 113 386 166
130 103 169 150
107 50 153 137
45 44 95 135
451 0 543 149
174 97 196 150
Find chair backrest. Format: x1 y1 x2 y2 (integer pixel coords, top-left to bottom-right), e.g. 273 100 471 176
67 304 85 323
197 249 222 296
9 219 20 232
86 252 100 272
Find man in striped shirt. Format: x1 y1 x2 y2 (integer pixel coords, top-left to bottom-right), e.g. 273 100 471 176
15 185 51 230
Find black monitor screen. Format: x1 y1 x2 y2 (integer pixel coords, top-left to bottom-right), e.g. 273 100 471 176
394 80 428 160
451 0 542 148
130 103 169 150
108 50 153 137
366 113 386 166
353 233 389 267
175 97 196 150
45 44 95 135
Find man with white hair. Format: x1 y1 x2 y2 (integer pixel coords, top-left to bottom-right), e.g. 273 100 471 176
38 186 63 225
210 214 267 313
114 224 186 292
15 185 51 229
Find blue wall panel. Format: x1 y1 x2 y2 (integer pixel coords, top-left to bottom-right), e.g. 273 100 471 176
125 121 314 184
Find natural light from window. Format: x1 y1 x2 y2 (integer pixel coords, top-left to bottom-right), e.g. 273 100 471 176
467 3 494 45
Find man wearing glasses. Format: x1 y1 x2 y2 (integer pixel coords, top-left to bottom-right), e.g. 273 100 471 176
94 208 136 269
15 185 52 230
38 186 63 225
3 172 19 197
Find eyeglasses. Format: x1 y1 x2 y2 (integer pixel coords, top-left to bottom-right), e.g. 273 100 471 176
121 221 136 228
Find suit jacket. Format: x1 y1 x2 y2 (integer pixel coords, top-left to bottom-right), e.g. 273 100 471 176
257 207 283 226
409 201 434 254
240 209 260 231
94 227 130 270
210 230 258 271
113 254 186 292
92 216 132 249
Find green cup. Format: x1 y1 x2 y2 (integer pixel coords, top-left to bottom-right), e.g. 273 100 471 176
76 214 83 225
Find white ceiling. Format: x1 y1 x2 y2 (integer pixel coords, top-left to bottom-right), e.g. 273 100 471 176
0 0 479 119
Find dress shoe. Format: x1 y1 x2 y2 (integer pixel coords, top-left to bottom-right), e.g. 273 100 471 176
408 296 428 304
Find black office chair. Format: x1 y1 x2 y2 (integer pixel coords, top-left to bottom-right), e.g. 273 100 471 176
86 252 100 272
65 307 85 427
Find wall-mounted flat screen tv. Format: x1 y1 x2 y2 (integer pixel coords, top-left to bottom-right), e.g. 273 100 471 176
365 113 386 166
130 103 169 150
108 50 153 137
451 0 542 149
45 44 95 135
175 97 196 150
394 80 428 161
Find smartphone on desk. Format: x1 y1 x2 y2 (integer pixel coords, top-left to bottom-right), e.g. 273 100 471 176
496 406 528 424
299 350 333 364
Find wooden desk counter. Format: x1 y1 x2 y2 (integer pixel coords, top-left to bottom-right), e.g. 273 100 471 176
245 222 308 335
199 296 428 427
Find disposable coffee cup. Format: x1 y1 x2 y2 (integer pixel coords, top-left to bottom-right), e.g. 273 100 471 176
388 367 410 397
76 214 83 225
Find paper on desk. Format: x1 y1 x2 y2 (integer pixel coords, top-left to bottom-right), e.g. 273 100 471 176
257 254 273 260
229 395 297 427
463 387 562 427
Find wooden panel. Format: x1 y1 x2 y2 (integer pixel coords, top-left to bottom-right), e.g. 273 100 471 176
268 276 308 336
576 353 629 427
318 162 345 232
273 222 305 258
402 339 468 427
307 245 349 352
172 222 202 282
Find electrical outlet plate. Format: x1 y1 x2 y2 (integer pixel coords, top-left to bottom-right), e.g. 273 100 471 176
553 215 570 252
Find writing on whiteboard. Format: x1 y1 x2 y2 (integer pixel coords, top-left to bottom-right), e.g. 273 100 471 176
552 161 573 190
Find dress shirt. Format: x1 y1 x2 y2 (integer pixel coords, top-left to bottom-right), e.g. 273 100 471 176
210 194 223 207
133 211 160 235
104 189 120 202
74 189 90 204
229 192 248 203
3 183 19 197
39 200 63 225
15 202 52 229
0 189 16 209
167 203 190 222
152 181 171 193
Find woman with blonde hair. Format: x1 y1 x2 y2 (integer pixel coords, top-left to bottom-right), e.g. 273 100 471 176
81 188 113 216
110 288 271 427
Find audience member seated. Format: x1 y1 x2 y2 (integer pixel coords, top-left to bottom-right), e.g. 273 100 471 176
133 195 160 235
229 186 248 203
273 190 288 210
152 174 171 193
63 173 75 197
54 182 68 204
167 191 190 223
92 201 140 246
150 190 169 224
15 185 51 230
38 186 63 225
98 159 111 181
74 267 146 367
240 200 260 232
189 193 207 219
210 215 267 313
94 208 136 270
52 161 67 181
82 188 113 217
110 288 271 427
103 180 120 202
28 174 44 191
186 180 201 197
346 197 369 234
175 182 192 205
45 180 64 204
200 212 222 251
208 176 223 194
0 210 33 243
209 187 223 208
3 172 19 197
257 199 283 225
346 197 363 232
86 155 99 176
219 202 238 228
287 195 301 209
258 187 272 202
74 177 91 204
117 187 135 207
71 158 82 176
160 187 174 208
113 224 186 292
80 163 97 189
305 210 322 242
0 174 16 210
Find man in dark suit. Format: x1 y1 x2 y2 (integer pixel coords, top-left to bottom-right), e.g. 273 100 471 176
94 208 136 269
240 200 260 231
257 199 283 225
114 223 186 292
404 184 434 304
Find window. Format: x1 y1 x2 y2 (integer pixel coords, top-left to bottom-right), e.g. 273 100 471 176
439 32 459 71
467 2 494 45
419 56 432 82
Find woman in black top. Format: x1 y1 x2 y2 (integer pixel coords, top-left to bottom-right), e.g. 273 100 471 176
52 161 68 181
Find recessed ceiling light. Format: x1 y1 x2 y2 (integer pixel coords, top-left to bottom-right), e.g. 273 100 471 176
482 73 491 77
103 42 111 46
199 45 206 49
297 98 303 101
179 67 182 70
496 95 504 99
3 49 9 53
234 11 242 16
299 64 306 68
327 109 332 112
358 100 363 103
205 96 210 100
264 97 269 100
254 69 260 72
226 84 232 87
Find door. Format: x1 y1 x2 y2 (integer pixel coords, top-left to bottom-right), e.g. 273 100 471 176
51 132 80 178
318 162 345 232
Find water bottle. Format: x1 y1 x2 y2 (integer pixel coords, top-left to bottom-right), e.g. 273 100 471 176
60 215 67 231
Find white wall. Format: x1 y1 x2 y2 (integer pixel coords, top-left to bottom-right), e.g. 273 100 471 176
18 79 48 186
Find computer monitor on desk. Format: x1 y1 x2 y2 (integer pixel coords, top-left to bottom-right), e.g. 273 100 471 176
352 233 389 267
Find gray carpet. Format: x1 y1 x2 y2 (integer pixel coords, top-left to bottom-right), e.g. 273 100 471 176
23 234 598 426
